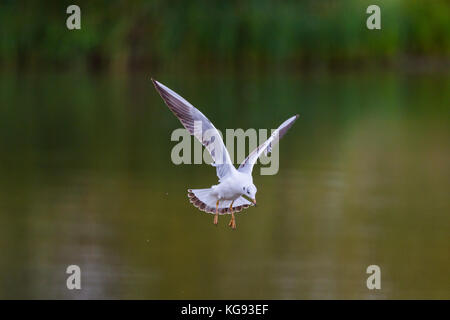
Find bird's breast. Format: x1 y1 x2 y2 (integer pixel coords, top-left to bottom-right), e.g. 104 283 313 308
216 180 243 200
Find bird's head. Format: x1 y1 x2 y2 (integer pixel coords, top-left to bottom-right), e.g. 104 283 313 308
243 184 257 205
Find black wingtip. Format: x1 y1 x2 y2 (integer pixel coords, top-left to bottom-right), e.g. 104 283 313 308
151 78 161 92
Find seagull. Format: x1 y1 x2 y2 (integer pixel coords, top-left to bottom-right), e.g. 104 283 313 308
152 79 298 229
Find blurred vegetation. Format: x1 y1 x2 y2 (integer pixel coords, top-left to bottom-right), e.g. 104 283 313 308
0 0 449 72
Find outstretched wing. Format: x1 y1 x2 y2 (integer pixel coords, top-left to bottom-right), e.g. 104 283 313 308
238 115 299 175
152 79 235 180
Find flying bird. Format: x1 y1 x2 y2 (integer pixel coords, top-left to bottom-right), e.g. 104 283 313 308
152 79 298 229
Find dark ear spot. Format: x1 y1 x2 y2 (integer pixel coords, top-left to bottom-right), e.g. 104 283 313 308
243 187 245 191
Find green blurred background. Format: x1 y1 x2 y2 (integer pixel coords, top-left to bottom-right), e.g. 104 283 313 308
1 0 449 72
0 1 449 299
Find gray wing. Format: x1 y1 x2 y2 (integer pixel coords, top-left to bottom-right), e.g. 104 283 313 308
152 79 235 180
238 115 299 175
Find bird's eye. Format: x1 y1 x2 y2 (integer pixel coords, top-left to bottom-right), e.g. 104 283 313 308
243 187 245 191
247 191 250 194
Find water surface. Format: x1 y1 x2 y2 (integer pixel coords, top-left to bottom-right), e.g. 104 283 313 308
0 72 448 299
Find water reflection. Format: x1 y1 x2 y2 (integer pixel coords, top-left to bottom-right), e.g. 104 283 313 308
0 72 448 299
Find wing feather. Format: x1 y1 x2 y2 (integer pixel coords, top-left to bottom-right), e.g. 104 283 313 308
153 79 235 180
238 115 299 174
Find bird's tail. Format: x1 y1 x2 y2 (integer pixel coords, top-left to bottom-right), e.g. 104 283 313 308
187 188 253 215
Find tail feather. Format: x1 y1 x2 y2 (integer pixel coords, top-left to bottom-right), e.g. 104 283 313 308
188 188 253 215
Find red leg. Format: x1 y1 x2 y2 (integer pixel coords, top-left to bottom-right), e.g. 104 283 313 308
214 200 219 225
228 201 236 229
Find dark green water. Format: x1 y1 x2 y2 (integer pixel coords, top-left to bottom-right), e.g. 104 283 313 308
0 72 448 299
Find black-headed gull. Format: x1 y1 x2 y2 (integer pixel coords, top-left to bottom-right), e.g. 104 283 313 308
152 79 298 229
